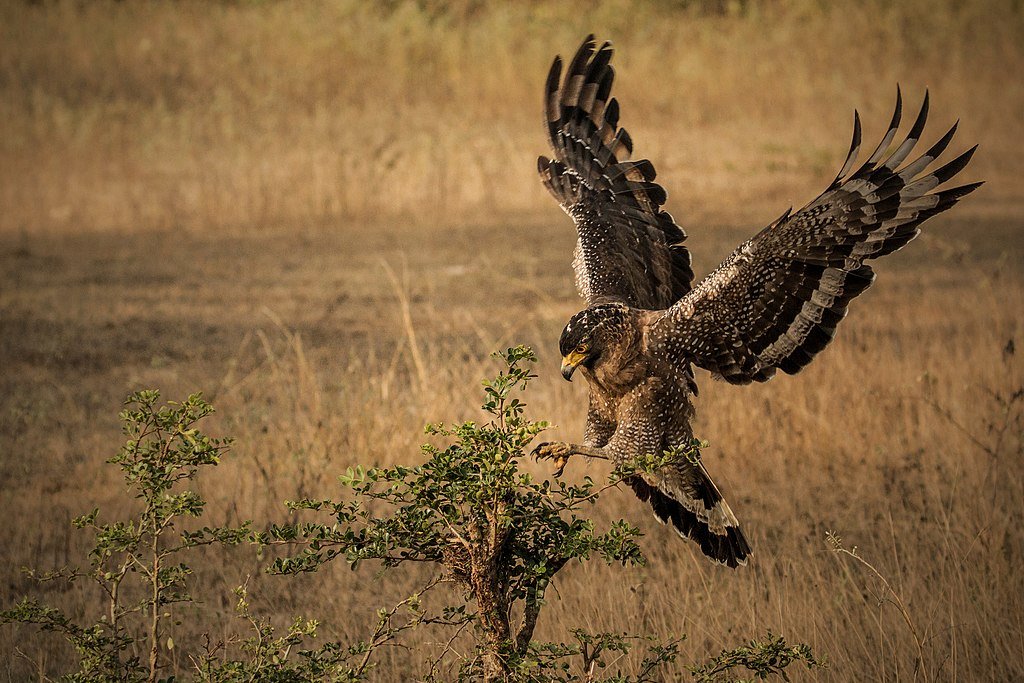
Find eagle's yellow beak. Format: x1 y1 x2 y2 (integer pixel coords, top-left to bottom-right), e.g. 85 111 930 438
560 350 587 381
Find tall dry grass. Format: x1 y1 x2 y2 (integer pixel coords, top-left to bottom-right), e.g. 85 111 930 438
1 214 1021 679
1 0 1023 680
1 0 1022 234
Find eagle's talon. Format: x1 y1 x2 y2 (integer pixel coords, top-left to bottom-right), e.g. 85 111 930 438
531 441 574 477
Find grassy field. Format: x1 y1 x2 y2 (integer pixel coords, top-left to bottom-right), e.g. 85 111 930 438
2 1 1023 680
3 0 1024 234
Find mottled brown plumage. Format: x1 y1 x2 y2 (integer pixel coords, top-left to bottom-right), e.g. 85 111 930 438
533 35 980 568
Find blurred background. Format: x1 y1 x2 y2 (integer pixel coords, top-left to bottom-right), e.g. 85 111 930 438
1 1 1022 680
2 0 1022 234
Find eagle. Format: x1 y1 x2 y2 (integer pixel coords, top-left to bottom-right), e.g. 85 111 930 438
531 35 980 567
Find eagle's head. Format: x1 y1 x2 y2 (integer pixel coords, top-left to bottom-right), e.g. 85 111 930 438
558 303 630 381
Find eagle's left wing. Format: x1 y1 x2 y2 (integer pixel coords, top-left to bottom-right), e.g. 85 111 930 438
651 91 981 384
539 35 693 310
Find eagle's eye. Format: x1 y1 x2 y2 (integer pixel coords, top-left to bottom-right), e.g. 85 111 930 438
575 343 589 354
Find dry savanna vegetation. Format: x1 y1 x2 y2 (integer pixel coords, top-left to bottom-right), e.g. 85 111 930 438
1 0 1023 680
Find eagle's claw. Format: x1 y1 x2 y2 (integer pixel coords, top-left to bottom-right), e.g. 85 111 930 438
531 441 574 477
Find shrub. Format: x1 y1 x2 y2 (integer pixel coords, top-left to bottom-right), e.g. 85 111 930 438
0 391 250 682
3 348 821 682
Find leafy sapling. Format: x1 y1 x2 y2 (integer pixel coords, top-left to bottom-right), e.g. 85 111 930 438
1 391 249 683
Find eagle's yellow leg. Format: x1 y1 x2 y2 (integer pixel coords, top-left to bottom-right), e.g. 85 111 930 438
530 441 609 477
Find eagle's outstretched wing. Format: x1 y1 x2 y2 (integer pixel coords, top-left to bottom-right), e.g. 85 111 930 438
652 90 981 384
538 35 693 310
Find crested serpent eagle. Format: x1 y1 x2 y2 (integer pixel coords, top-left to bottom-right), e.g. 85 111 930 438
531 35 980 568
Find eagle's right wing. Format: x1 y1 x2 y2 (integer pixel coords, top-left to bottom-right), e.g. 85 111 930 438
538 35 693 311
652 91 981 384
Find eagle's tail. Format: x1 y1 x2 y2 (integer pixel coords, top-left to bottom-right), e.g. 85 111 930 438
628 460 751 568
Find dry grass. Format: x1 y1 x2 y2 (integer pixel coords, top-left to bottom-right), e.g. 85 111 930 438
1 1 1023 680
2 0 1023 235
2 212 1021 680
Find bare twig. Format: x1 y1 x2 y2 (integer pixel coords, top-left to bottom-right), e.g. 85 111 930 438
828 531 928 681
426 617 473 680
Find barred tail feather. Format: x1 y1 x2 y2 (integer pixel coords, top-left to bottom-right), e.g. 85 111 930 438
628 468 751 568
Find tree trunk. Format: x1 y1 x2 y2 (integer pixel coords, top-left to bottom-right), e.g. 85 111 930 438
468 512 512 682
